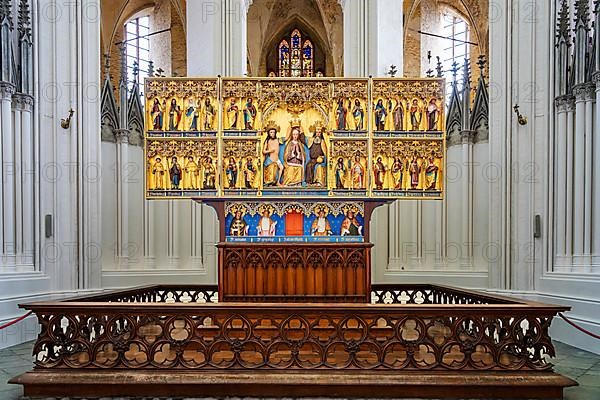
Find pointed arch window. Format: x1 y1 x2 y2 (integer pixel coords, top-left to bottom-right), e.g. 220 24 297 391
124 14 150 91
279 29 314 77
440 8 470 97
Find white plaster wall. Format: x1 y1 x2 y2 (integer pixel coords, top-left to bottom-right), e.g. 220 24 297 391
0 0 102 349
487 0 600 354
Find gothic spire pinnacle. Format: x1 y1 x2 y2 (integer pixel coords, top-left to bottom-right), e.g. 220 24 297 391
450 61 459 84
462 57 471 88
557 0 571 46
477 55 487 83
436 56 443 78
575 0 590 30
148 60 154 77
0 0 14 30
17 0 31 38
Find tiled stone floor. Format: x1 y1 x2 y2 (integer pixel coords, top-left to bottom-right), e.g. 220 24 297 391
0 341 598 399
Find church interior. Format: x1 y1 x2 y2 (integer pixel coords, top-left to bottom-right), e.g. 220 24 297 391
1 0 600 399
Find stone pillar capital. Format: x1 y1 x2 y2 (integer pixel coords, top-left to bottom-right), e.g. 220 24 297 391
115 129 130 144
0 82 16 100
460 130 477 144
555 95 576 112
11 93 34 111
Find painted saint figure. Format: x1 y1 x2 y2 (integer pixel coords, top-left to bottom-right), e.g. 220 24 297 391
243 98 257 130
351 155 365 189
335 157 346 189
280 126 306 186
409 154 420 189
184 156 200 189
257 210 277 236
263 127 283 186
229 211 248 237
425 156 439 190
151 99 164 130
227 98 239 129
426 98 439 131
341 211 362 236
352 99 364 130
311 210 332 236
374 99 387 131
373 157 386 190
169 156 182 189
391 157 404 190
204 98 215 130
151 157 166 189
225 157 238 189
203 157 216 189
305 125 327 186
335 98 348 130
409 99 422 131
393 99 404 131
186 99 199 131
168 99 182 131
244 157 258 189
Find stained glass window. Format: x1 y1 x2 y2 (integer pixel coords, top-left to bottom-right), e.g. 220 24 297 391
279 29 314 77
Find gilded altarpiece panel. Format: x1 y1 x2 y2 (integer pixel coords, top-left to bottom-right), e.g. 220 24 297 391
144 77 445 200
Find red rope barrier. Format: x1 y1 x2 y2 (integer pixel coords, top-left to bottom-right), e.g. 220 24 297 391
559 313 600 340
0 311 33 330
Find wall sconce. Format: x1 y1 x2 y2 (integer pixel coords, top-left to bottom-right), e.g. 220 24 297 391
60 108 75 129
513 104 528 126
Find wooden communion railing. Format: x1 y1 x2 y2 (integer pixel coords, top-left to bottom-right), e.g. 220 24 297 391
10 284 576 398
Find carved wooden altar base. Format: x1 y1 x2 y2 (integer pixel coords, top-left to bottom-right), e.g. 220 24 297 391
10 284 577 399
219 243 372 303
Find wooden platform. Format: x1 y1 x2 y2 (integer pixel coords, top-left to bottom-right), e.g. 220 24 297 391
11 370 576 398
8 284 577 399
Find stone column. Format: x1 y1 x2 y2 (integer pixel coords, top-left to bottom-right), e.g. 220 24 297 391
461 130 476 265
0 82 15 264
342 0 403 77
572 85 586 265
375 0 403 77
11 94 34 268
554 95 571 262
583 84 595 268
342 0 371 76
565 98 575 261
115 129 130 267
594 73 600 266
186 0 248 76
14 94 34 266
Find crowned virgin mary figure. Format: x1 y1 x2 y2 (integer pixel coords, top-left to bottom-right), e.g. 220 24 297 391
280 119 308 186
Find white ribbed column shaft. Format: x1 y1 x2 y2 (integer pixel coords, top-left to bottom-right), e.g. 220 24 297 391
573 86 586 261
115 130 129 267
12 100 23 265
583 85 594 266
554 97 570 258
19 97 34 266
461 131 474 264
565 100 575 259
594 75 600 266
1 83 15 262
